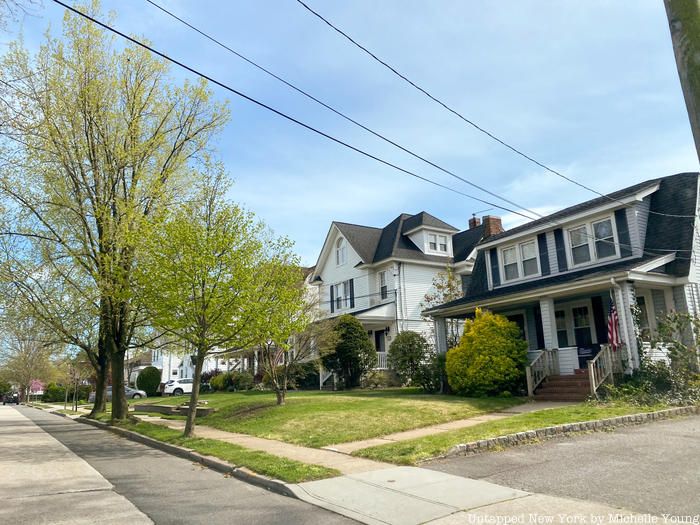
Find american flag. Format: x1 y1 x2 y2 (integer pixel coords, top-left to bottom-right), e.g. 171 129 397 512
608 300 621 351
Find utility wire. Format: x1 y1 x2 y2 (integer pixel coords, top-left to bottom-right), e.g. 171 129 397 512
139 0 693 258
47 1 692 260
144 0 542 220
294 0 696 220
50 0 537 222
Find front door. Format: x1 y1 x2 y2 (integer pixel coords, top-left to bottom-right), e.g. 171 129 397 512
374 330 386 353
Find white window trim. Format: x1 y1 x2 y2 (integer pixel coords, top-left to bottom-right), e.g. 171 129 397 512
332 279 352 311
565 215 619 269
554 299 598 347
335 238 347 267
499 238 541 283
425 231 452 256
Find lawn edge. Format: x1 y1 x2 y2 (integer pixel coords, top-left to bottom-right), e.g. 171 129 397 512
75 416 299 499
427 405 700 462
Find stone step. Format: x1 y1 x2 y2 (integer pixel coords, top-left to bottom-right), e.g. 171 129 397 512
534 392 591 401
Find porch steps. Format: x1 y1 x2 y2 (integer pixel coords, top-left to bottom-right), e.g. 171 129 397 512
534 372 591 402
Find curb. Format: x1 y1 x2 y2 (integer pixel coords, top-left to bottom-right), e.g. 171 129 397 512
76 417 297 499
441 405 700 459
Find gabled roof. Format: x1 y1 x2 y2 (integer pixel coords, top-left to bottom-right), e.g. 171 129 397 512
479 178 663 245
452 223 487 261
319 212 471 269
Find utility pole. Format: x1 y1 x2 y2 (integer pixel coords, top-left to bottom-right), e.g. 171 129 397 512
664 0 700 163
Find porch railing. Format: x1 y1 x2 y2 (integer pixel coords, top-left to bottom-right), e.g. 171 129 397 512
375 352 388 370
588 344 614 397
526 349 558 397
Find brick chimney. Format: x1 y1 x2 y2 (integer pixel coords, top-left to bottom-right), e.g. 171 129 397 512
468 215 481 230
482 215 504 237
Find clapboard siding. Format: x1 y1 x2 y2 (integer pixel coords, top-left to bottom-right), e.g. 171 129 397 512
546 230 559 276
400 263 445 325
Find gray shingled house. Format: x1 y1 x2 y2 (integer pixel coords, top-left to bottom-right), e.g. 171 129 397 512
425 172 700 400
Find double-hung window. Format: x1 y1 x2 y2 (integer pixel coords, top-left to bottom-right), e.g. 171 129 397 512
438 235 448 253
334 283 343 310
501 239 539 282
428 234 437 251
567 216 618 267
379 271 388 300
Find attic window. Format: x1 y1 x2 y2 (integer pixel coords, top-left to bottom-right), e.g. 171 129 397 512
335 238 347 266
439 235 448 252
428 234 437 251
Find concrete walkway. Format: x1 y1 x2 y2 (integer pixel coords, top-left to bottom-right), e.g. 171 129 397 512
0 405 152 525
325 401 574 454
136 415 393 474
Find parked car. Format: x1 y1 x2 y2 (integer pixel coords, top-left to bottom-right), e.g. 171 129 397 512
88 386 147 403
163 378 193 396
2 392 19 405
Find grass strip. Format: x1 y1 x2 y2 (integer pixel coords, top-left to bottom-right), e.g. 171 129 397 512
112 419 339 483
352 402 665 465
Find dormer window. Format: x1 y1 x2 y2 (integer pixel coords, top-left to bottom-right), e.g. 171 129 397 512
428 234 437 251
566 216 618 267
500 239 540 282
427 233 448 254
335 238 346 266
439 235 448 252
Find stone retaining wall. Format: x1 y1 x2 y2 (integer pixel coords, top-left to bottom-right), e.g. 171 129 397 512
443 405 700 459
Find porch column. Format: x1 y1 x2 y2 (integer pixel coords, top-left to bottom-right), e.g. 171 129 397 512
434 317 448 354
539 297 558 349
616 281 640 371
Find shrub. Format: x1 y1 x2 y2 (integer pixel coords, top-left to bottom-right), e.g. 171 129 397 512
361 369 402 389
446 309 528 397
42 382 91 402
136 366 162 396
201 369 222 384
413 350 444 394
230 371 254 391
322 314 376 388
388 331 428 384
210 373 227 391
263 361 320 390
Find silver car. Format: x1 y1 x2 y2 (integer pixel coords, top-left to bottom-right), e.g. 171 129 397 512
88 385 147 403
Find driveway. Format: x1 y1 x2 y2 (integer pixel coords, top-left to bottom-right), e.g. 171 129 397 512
426 415 700 516
16 406 354 525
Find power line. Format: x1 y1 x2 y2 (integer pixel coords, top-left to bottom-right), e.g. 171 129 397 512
46 1 692 260
143 0 543 220
294 0 696 220
49 0 537 223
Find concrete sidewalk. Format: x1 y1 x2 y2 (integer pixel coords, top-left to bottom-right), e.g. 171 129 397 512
325 401 574 454
288 466 649 525
0 405 152 525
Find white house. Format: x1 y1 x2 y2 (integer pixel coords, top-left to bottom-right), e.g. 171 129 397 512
310 211 502 370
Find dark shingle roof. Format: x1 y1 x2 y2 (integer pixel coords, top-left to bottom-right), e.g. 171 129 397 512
480 178 663 245
332 212 471 266
452 224 487 261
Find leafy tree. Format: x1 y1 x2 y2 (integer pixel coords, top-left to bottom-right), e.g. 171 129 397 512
421 267 463 347
446 309 528 397
0 1 228 419
387 331 428 384
323 314 375 388
136 366 161 397
0 379 11 396
137 174 300 437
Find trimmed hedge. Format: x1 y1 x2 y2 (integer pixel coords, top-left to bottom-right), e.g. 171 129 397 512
136 366 162 396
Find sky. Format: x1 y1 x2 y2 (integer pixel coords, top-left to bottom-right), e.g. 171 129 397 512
8 0 699 265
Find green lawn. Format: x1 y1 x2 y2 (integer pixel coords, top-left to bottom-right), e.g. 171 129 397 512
140 388 524 447
110 419 339 483
352 402 665 465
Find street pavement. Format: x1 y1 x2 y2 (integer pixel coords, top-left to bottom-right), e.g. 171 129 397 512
0 405 152 525
427 414 700 517
12 406 354 525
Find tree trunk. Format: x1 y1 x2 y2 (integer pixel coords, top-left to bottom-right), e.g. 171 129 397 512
88 350 109 418
110 347 128 420
183 349 205 438
275 388 286 405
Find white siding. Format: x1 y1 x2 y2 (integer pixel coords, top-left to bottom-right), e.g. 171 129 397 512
631 197 651 257
398 263 446 340
546 230 559 276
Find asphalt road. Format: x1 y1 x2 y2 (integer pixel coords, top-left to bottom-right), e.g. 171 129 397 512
20 407 355 525
427 415 700 517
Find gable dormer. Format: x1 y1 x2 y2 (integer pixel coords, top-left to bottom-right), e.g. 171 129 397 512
401 211 458 257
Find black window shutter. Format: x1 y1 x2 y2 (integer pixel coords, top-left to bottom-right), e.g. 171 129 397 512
489 248 500 287
591 296 607 344
533 306 545 349
553 229 568 272
614 209 632 258
349 279 355 308
330 285 335 313
537 233 550 276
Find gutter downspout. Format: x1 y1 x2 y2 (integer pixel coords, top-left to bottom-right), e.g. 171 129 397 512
611 277 634 374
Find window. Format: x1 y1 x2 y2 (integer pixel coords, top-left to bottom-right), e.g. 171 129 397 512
593 219 615 259
502 246 519 280
335 238 346 266
379 271 388 300
567 216 618 267
569 225 591 265
500 239 539 282
333 279 353 310
555 310 569 347
520 241 538 277
428 233 437 251
636 295 651 341
334 283 343 310
438 235 448 252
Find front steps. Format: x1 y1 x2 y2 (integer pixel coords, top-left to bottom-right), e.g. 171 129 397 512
534 371 591 401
